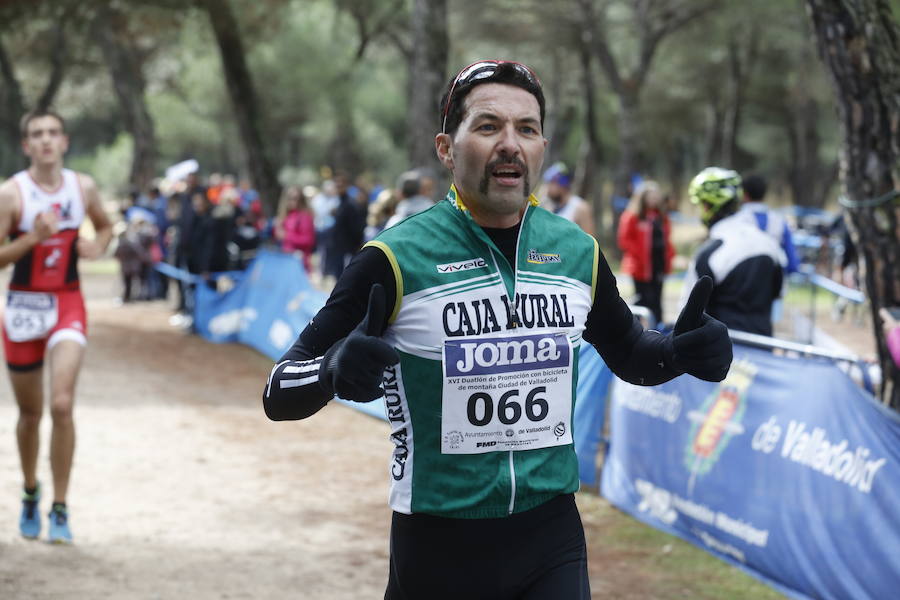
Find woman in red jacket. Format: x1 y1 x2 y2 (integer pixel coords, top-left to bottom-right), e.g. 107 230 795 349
617 180 674 325
275 185 316 273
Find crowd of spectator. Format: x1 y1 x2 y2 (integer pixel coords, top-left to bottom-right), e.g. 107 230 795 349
112 167 444 324
115 162 865 347
114 173 265 316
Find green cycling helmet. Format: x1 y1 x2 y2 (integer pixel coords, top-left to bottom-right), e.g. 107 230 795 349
688 167 742 225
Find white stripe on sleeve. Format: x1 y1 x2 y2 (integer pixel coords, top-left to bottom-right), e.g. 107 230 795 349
266 357 323 398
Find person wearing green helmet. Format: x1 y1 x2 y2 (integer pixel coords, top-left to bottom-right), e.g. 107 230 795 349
680 167 787 336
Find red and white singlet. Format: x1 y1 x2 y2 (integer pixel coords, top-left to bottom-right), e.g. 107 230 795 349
2 169 88 369
10 168 86 292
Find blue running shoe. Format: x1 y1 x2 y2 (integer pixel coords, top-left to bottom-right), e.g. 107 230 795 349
19 484 41 539
47 504 72 544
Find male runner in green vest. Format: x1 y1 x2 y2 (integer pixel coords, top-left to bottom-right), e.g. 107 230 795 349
263 60 732 599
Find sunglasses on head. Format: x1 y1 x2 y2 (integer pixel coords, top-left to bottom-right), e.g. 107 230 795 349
441 60 542 134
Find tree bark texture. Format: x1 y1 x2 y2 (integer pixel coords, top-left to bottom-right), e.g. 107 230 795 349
806 0 900 407
201 0 281 215
94 6 157 192
407 0 447 186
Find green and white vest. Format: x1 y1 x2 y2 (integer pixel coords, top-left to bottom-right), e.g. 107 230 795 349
366 187 598 518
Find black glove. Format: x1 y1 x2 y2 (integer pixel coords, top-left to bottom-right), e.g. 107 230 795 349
665 276 732 382
319 283 400 402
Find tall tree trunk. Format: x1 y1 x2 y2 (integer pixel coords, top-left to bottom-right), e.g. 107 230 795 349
704 98 725 166
200 0 281 216
327 84 363 178
547 104 575 169
806 0 900 408
34 21 67 112
0 34 27 175
615 91 641 199
664 135 690 210
94 7 157 192
543 49 569 169
575 27 604 234
722 27 760 168
407 0 447 187
784 95 827 208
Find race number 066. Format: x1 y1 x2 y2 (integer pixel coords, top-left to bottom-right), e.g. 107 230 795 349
467 386 548 426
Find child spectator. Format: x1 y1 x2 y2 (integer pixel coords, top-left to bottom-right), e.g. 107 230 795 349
114 213 154 302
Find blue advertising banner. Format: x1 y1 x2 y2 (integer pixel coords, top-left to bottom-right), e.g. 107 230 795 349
573 344 613 486
601 343 900 599
194 250 328 360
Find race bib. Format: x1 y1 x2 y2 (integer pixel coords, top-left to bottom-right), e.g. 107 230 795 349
441 332 573 454
4 291 58 342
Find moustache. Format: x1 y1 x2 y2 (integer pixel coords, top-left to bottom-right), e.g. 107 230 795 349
479 156 532 198
483 156 528 178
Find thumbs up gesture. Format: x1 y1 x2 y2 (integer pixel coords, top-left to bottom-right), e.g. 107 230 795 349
318 283 400 402
667 276 732 382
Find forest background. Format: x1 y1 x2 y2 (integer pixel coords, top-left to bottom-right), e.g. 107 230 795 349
0 0 848 214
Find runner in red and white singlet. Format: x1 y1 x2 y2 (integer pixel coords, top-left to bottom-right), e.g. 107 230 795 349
0 109 112 544
4 168 88 371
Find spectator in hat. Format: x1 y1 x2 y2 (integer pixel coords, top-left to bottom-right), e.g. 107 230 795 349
542 163 595 236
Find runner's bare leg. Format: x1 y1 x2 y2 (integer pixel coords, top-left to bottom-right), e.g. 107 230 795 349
48 340 84 503
10 368 44 490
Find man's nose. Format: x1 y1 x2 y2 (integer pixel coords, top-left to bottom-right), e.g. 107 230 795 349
495 124 520 156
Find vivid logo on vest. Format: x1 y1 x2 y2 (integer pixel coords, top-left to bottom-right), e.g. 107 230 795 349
436 258 487 273
444 333 569 377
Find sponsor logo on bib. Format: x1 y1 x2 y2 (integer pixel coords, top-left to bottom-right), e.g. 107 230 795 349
445 333 569 377
526 249 561 264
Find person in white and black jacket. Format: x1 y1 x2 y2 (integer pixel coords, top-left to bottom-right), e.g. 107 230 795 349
680 167 787 337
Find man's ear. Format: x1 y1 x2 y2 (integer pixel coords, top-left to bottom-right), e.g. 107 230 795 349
435 133 454 170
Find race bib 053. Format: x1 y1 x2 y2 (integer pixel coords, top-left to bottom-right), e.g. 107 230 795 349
4 291 58 342
441 332 574 454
